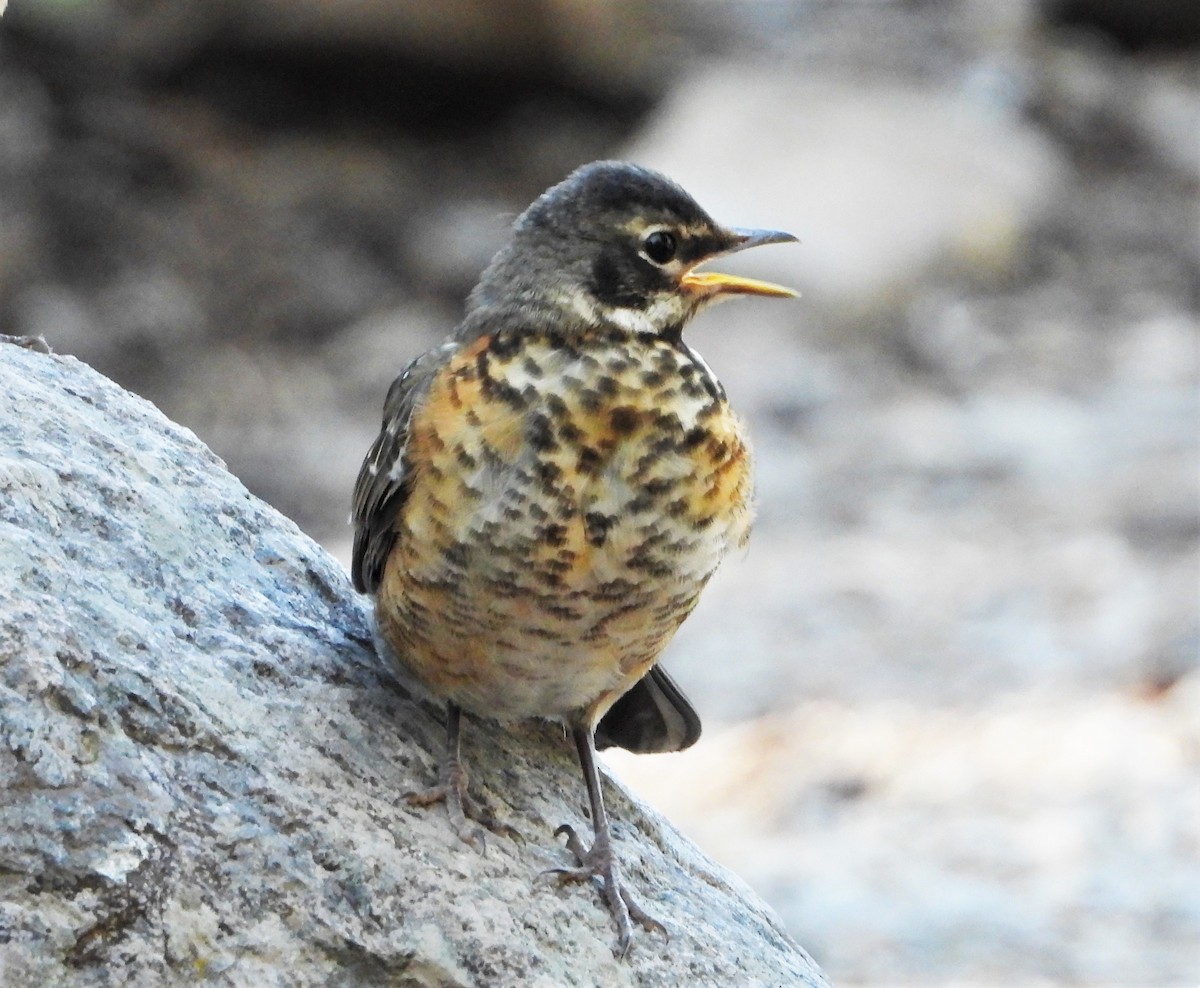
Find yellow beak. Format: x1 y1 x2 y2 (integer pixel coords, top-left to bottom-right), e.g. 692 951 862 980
679 227 799 299
680 270 799 298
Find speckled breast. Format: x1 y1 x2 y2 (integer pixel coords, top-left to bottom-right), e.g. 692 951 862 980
376 327 754 725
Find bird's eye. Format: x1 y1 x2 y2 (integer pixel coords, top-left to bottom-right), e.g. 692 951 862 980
641 230 677 265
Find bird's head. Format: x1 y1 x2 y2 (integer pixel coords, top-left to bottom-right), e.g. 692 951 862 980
468 161 797 339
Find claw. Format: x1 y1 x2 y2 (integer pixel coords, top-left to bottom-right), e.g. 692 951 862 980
405 704 520 852
539 726 673 956
553 823 589 862
405 782 490 852
542 819 669 956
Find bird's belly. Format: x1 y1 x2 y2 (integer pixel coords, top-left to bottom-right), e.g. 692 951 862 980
376 335 754 723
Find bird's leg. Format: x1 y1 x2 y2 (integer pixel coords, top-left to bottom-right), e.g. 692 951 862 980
405 702 518 851
543 725 668 956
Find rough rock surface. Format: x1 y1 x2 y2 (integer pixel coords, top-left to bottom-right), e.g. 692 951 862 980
0 345 828 988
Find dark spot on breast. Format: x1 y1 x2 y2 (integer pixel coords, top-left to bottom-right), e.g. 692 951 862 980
487 575 522 597
595 577 634 599
625 554 673 579
577 447 603 475
610 406 640 434
642 477 677 496
585 511 614 547
489 332 522 359
527 412 559 452
627 494 654 514
656 409 683 429
544 602 580 620
522 356 544 378
455 447 477 470
541 523 568 547
443 541 470 568
481 375 527 411
648 433 679 458
545 330 581 360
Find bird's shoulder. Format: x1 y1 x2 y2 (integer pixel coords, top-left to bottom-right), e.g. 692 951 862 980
349 311 563 594
350 338 461 593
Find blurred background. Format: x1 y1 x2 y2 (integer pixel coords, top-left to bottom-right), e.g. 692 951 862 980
2 0 1197 982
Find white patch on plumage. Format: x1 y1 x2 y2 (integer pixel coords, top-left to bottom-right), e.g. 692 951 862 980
604 294 688 336
679 341 722 395
560 289 686 337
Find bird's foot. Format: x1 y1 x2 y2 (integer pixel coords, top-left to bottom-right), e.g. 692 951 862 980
0 334 52 354
540 823 668 956
405 761 519 852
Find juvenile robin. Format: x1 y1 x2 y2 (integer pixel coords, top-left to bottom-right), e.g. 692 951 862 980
351 160 797 954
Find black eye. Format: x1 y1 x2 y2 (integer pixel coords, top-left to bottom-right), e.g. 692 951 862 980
641 230 677 265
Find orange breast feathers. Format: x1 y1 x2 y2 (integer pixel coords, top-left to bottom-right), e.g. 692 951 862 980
397 331 754 588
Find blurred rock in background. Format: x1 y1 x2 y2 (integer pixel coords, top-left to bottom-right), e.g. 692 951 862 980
1 0 1196 983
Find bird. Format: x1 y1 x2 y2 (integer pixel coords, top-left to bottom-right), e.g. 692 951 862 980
351 160 797 954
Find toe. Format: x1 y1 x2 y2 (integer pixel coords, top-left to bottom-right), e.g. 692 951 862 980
627 898 669 941
404 784 449 808
455 822 488 854
552 823 590 863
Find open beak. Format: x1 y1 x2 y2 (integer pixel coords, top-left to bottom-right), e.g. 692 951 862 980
680 228 799 299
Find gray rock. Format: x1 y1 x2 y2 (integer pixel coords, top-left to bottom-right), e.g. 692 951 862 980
0 344 827 988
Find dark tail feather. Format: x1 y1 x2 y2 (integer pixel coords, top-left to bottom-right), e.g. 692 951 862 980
594 665 702 754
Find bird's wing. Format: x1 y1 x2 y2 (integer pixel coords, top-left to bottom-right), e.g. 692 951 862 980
594 665 702 754
351 343 456 594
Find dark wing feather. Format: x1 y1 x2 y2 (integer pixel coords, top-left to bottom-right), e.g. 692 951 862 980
594 665 702 754
350 343 455 594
